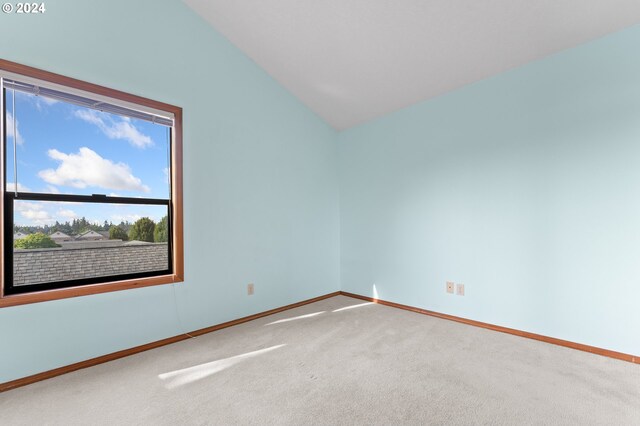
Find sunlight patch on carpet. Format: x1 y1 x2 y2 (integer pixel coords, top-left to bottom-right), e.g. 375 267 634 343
159 344 286 389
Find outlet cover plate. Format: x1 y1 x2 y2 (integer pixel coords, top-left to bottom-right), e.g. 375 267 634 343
456 283 465 296
446 281 454 294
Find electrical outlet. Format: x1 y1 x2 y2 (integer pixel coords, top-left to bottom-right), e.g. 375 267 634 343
456 283 465 296
247 283 254 295
446 281 454 294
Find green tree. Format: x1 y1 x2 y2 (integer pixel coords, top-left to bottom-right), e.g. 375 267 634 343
154 216 168 243
14 233 60 249
129 217 155 242
109 225 129 241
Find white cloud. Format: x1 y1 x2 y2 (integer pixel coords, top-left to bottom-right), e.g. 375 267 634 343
44 185 61 194
38 147 150 193
111 212 162 224
16 206 77 226
20 210 52 222
74 109 153 148
111 214 142 223
33 95 59 111
57 209 78 220
163 167 169 184
6 182 30 192
39 96 58 106
15 201 42 212
19 91 59 110
14 201 53 225
6 112 25 145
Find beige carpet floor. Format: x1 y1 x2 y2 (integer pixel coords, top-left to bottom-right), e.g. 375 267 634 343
1 295 639 425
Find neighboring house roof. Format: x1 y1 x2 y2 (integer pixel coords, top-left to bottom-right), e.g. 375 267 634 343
50 231 71 239
124 240 152 245
13 232 27 240
76 230 107 240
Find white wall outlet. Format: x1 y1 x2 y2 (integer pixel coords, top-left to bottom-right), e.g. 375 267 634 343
247 283 255 295
446 281 454 294
456 283 465 296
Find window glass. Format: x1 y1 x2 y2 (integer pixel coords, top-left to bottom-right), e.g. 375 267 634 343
5 90 170 199
11 200 170 288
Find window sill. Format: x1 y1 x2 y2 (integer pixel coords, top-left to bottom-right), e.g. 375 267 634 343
0 273 183 308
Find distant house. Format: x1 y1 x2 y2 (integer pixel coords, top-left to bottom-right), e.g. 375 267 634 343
13 231 28 240
50 231 73 242
76 230 107 241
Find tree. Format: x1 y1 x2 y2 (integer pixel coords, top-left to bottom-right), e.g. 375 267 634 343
129 217 155 242
118 220 132 234
154 216 168 243
109 225 129 241
14 233 60 249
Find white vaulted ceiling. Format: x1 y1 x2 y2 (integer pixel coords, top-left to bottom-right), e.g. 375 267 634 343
183 0 640 130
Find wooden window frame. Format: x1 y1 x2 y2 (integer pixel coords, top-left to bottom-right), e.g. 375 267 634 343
0 59 183 308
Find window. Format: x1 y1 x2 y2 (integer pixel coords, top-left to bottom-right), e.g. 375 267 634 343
0 59 183 307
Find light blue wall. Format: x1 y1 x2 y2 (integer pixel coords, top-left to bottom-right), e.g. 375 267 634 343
0 0 340 383
339 25 640 356
2 1 639 385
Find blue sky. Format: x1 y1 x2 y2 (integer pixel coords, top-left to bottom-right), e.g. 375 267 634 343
6 90 170 227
